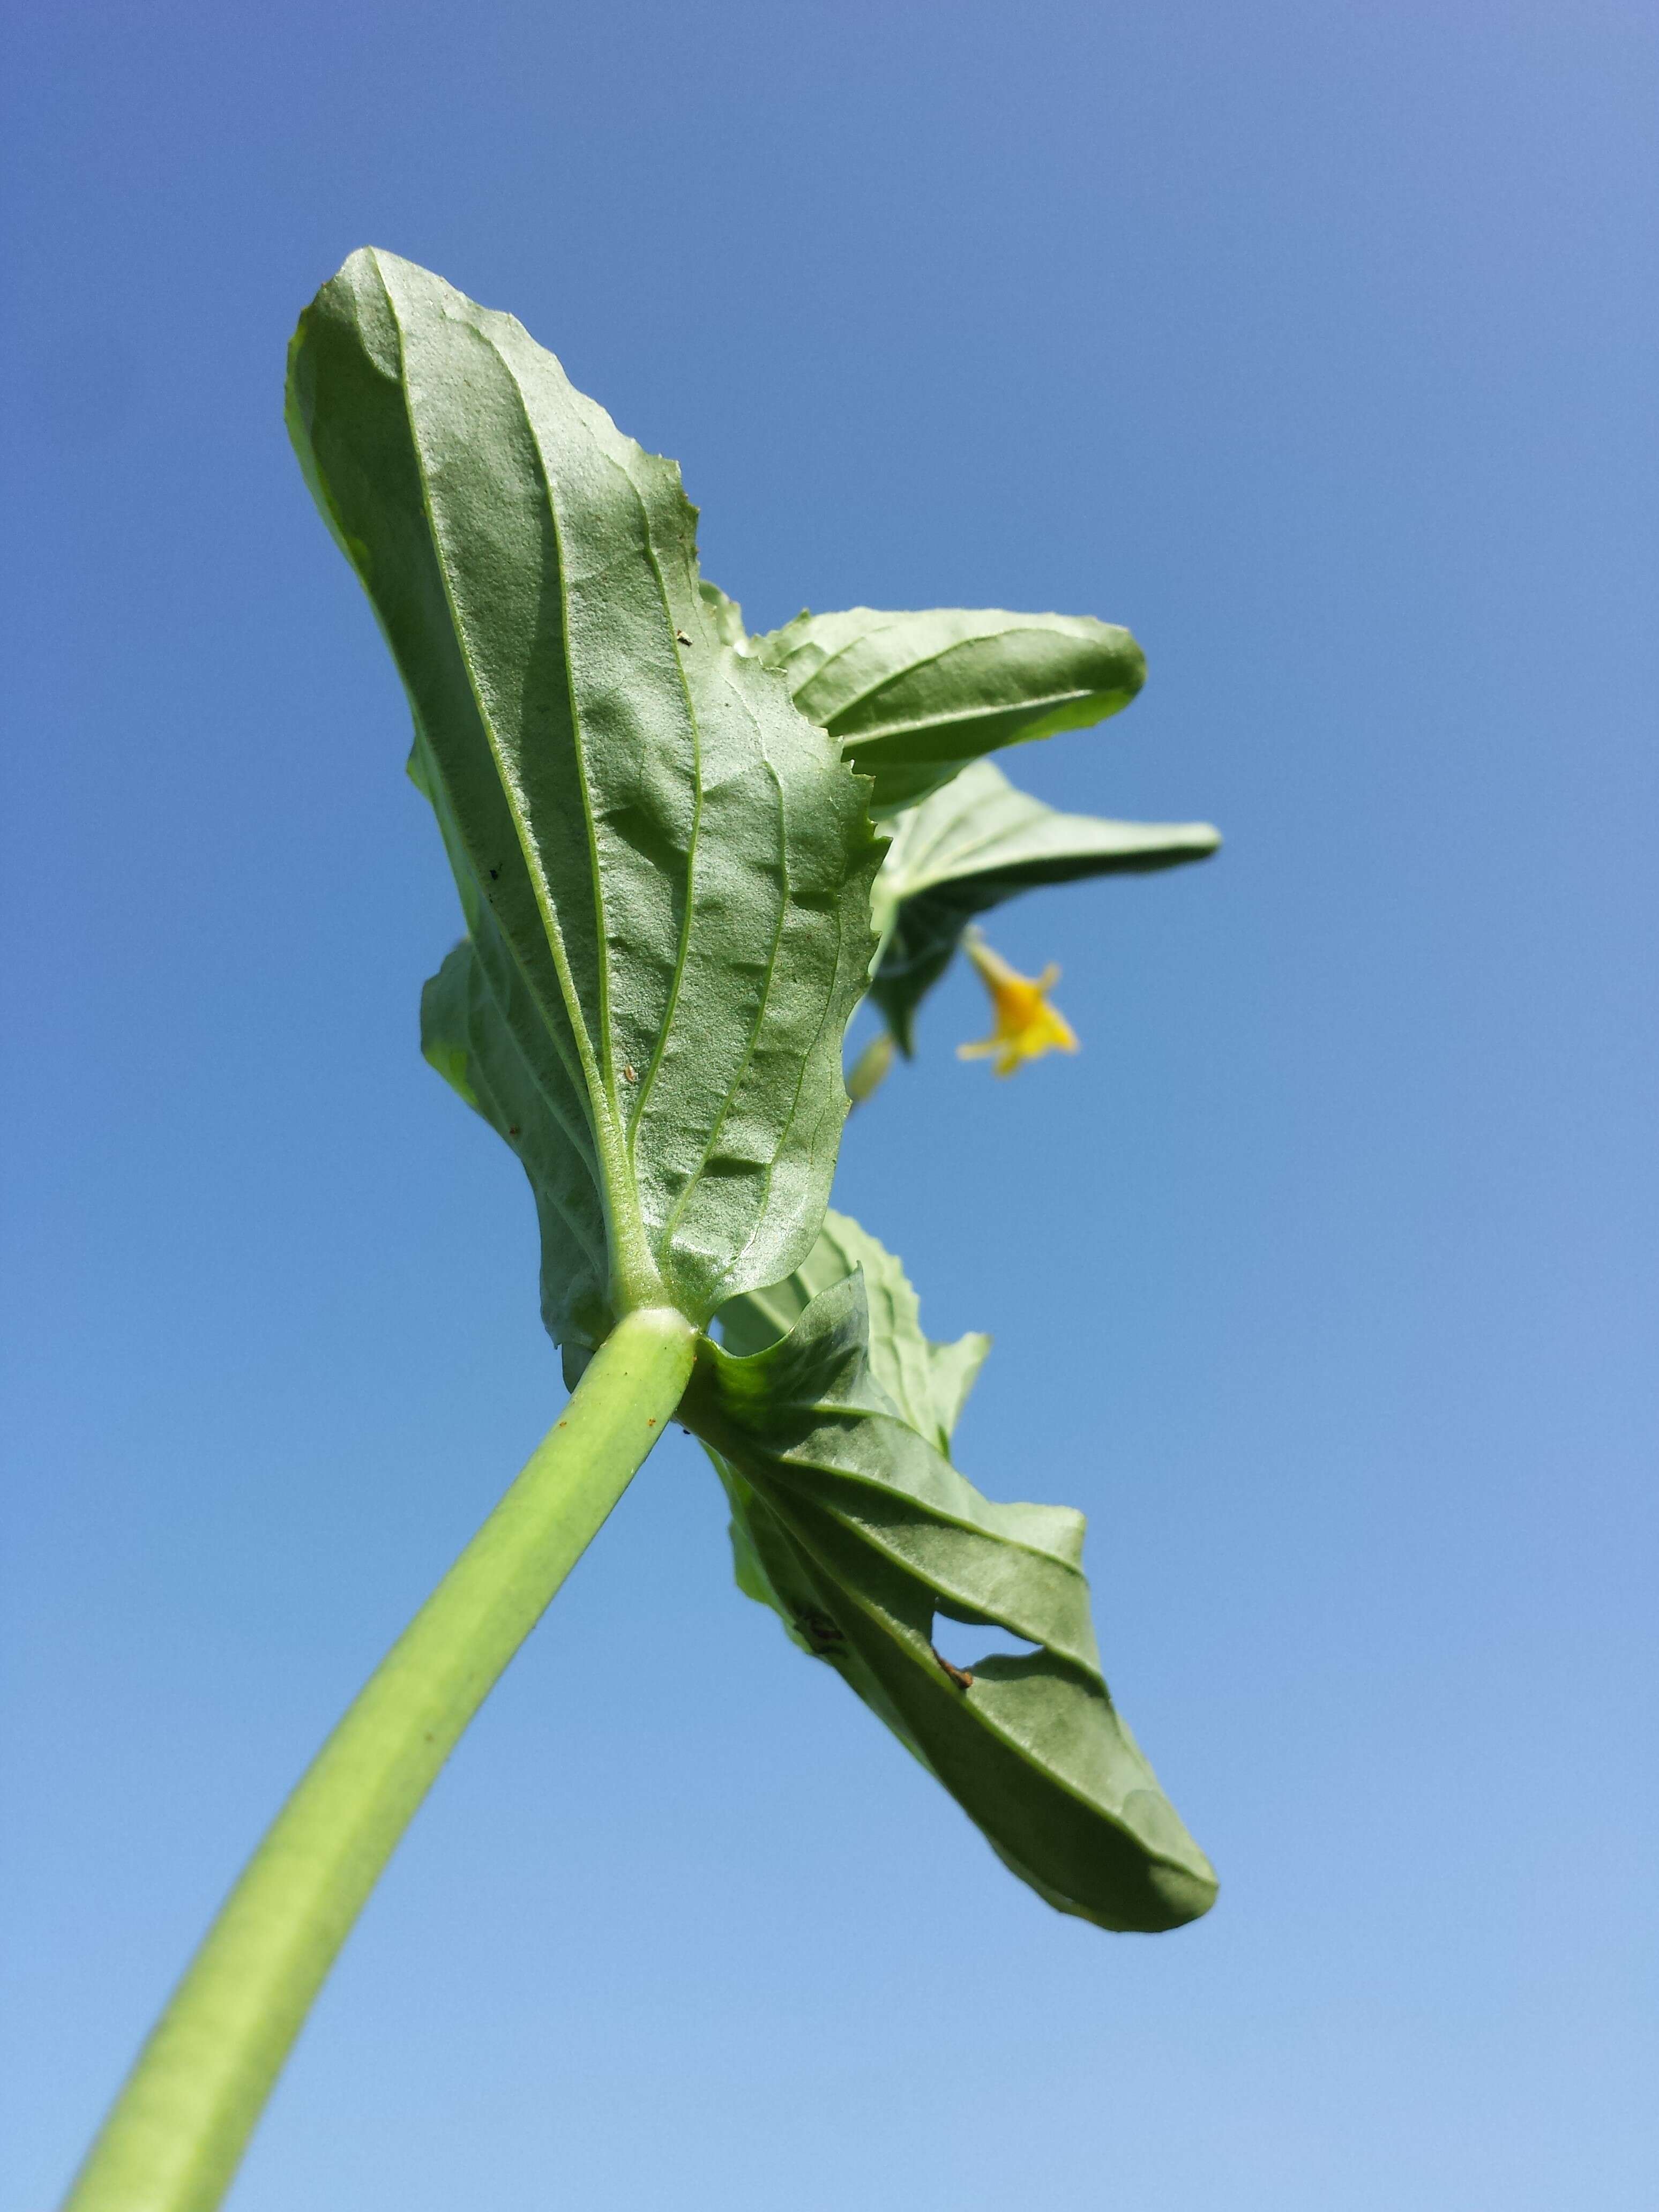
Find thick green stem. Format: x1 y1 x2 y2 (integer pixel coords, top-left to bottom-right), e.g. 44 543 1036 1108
62 1306 697 2212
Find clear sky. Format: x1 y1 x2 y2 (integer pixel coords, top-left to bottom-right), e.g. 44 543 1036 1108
3 3 1655 2206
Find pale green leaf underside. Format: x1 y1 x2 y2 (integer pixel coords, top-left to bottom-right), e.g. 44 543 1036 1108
288 249 881 1339
870 759 1222 1051
421 936 612 1355
696 1219 1217 1934
720 1207 990 1456
751 604 1147 811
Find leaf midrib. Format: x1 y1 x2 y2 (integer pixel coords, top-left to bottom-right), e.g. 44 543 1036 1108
497 325 656 1302
791 618 1124 736
381 263 604 1113
378 252 655 1308
836 685 1110 747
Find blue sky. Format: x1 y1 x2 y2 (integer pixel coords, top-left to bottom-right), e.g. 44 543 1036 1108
3 2 1655 2206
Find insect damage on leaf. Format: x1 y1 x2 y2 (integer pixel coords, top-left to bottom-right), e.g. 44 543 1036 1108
693 1215 1217 1934
795 1608 847 1654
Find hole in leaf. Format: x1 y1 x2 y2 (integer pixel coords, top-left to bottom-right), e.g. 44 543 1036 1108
930 1616 1042 1671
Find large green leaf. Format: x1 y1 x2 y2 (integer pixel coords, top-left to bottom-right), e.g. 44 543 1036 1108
869 758 1221 1052
692 1219 1217 1933
748 604 1147 811
287 250 883 1346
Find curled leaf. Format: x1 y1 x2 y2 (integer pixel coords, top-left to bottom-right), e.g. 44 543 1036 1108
719 1208 989 1456
694 1217 1217 1933
750 606 1147 811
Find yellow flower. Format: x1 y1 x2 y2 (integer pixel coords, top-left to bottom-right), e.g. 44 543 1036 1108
957 929 1079 1077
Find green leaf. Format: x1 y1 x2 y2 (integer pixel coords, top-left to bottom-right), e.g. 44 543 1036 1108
287 249 883 1347
696 578 751 653
869 758 1221 1052
750 604 1146 811
692 1220 1217 1934
421 936 611 1356
719 1207 989 1455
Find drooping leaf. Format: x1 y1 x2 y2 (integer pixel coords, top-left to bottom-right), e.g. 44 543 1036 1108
692 1222 1217 1934
748 604 1146 811
287 249 883 1347
868 758 1221 1052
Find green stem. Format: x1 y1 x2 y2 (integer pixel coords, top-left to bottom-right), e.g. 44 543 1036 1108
62 1305 697 2212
